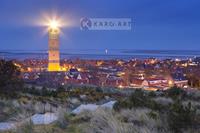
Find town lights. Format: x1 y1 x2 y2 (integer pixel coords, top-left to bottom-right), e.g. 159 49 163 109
118 85 123 89
168 80 174 86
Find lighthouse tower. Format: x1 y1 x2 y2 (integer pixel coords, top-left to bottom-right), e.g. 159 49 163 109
48 21 60 72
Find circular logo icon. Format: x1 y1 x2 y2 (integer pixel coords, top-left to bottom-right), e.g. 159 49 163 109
80 18 92 30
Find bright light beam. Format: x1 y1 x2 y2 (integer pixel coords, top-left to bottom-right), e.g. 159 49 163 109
35 12 75 37
49 19 60 29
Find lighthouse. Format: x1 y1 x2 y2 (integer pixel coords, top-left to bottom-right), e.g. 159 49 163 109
48 20 60 71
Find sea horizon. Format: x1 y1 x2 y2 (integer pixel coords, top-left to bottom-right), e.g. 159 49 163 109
0 49 199 60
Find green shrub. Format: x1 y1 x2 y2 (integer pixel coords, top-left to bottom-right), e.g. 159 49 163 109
167 100 197 132
113 100 132 111
146 100 164 111
148 91 156 97
17 120 34 133
129 89 147 107
57 86 65 93
148 111 158 120
166 87 186 99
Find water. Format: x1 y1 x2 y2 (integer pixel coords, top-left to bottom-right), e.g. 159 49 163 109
0 49 199 60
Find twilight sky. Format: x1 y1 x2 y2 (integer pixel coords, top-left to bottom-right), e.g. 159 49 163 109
0 0 200 51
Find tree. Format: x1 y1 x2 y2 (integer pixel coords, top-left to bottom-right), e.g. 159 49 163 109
122 67 132 86
0 60 23 92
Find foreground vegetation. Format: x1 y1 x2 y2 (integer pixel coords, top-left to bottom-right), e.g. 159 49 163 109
0 87 199 133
